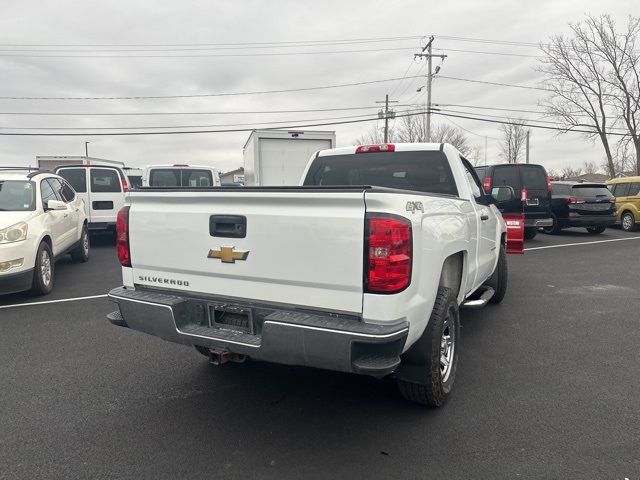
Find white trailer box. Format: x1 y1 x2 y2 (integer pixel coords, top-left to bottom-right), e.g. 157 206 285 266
243 130 336 186
36 156 124 172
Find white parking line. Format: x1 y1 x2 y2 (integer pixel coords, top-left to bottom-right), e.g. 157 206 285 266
525 236 640 251
0 293 108 310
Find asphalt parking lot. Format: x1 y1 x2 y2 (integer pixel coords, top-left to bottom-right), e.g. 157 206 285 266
1 228 639 479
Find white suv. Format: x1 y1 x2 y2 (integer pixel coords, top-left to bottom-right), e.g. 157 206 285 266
0 168 89 295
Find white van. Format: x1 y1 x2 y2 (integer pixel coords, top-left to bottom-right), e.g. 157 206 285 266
55 165 129 232
143 165 221 188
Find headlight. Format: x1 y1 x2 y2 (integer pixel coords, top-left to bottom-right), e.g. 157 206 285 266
0 222 28 244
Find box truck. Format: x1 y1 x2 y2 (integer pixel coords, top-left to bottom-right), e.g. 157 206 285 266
242 130 336 186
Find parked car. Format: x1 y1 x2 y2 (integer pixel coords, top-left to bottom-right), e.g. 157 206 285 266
475 163 553 240
605 176 640 232
55 165 129 233
107 142 514 407
143 165 221 187
0 168 89 295
543 181 616 234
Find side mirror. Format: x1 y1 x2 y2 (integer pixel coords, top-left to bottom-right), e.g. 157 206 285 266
491 186 515 204
45 200 67 211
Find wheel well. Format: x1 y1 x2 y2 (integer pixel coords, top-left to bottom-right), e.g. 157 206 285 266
41 235 52 248
622 209 635 219
439 252 464 300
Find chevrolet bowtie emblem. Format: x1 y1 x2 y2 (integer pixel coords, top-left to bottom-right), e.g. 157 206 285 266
207 246 249 263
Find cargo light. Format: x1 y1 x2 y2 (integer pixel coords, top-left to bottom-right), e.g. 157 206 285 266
365 215 412 293
565 197 586 204
116 206 131 267
173 164 189 167
483 177 492 193
355 144 395 154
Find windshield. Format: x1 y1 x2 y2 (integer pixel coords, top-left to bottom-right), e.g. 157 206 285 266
0 180 36 211
149 168 214 187
303 151 458 196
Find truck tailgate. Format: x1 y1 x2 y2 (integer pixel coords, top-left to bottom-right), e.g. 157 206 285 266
128 190 366 313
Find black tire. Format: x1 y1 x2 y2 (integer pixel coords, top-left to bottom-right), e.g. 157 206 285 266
542 215 562 235
523 228 537 240
586 225 606 234
70 225 90 262
621 211 637 232
396 287 460 407
485 244 508 304
31 241 54 296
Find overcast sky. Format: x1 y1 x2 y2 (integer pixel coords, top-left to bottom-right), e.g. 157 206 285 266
0 0 635 174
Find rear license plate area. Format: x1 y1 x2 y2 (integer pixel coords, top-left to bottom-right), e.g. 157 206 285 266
209 304 254 334
526 198 539 206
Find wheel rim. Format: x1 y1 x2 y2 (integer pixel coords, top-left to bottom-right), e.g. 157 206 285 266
82 231 89 256
40 250 52 286
440 309 456 383
622 214 633 230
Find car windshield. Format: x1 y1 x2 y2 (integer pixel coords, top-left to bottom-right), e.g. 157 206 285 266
303 150 459 196
0 180 36 211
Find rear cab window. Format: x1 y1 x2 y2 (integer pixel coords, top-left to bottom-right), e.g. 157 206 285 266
90 168 122 193
148 168 214 187
303 150 458 197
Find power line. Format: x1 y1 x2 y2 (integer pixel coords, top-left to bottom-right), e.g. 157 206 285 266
434 48 539 58
0 75 427 101
0 108 629 137
440 114 500 141
0 35 425 48
438 75 548 91
0 46 417 58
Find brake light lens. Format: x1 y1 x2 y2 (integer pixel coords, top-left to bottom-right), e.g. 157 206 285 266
120 175 129 193
565 197 586 204
547 176 553 191
609 197 616 203
365 216 412 293
483 177 492 193
355 144 395 154
116 206 131 267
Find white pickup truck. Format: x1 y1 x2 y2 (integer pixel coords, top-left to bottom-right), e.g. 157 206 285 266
107 143 512 406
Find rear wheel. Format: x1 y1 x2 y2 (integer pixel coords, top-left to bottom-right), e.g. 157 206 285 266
524 228 537 240
586 225 606 234
31 241 54 296
70 225 90 262
542 215 562 235
396 287 459 407
621 211 637 232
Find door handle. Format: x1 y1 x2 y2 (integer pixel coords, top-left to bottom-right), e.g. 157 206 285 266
480 214 489 221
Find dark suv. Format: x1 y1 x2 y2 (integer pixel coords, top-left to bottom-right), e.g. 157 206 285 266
475 164 552 239
543 181 616 234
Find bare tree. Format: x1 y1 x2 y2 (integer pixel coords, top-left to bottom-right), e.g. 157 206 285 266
581 14 640 175
581 160 598 174
561 166 583 179
355 116 473 156
499 120 528 163
538 19 617 176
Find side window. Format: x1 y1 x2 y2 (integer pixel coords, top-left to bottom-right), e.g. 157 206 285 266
629 182 640 196
40 178 58 207
57 168 87 193
59 179 76 202
90 168 121 193
613 183 630 197
461 157 483 199
46 178 66 202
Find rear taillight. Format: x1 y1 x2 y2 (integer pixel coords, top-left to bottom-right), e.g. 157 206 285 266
120 175 129 193
483 177 492 193
365 215 412 293
610 197 616 203
547 176 553 191
116 206 131 267
355 144 395 154
564 197 586 204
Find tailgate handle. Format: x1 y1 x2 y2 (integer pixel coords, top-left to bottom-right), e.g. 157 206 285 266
210 215 247 238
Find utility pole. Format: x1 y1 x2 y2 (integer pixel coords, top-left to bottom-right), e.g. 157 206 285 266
376 94 397 143
525 130 530 164
84 141 90 158
414 36 447 142
484 136 488 166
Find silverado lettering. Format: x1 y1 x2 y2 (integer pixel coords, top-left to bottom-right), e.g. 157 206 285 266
138 275 189 286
